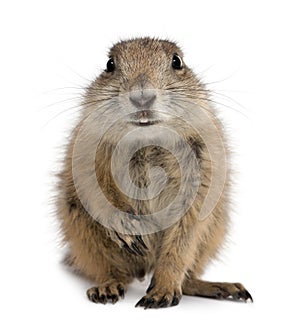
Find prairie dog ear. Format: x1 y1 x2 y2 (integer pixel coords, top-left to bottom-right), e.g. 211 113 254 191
158 39 184 57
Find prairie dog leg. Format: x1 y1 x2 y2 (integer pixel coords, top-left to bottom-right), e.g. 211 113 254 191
136 210 199 309
182 277 253 302
87 267 133 304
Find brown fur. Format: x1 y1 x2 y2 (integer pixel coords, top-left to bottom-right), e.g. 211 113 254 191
55 37 252 308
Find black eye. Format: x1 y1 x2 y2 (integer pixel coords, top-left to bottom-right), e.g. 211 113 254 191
172 54 183 70
105 58 115 72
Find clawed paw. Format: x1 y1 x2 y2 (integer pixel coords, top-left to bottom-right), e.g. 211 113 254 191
87 282 126 305
118 233 148 256
210 282 253 302
109 230 148 256
107 207 148 257
135 285 182 309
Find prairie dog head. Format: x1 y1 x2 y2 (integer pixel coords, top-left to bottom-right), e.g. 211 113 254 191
82 37 209 134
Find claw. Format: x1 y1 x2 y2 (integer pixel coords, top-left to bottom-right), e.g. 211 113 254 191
135 297 146 307
87 287 99 303
111 295 118 304
98 294 107 304
144 297 155 309
131 242 144 256
122 243 136 255
171 296 180 306
92 294 99 303
240 291 248 301
136 235 148 250
158 297 169 308
117 285 125 298
245 290 253 302
90 293 98 303
146 277 156 293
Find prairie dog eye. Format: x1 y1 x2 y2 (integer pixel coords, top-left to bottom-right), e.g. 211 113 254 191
105 58 115 72
172 54 183 70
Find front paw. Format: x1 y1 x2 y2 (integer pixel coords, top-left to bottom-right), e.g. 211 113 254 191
108 230 148 256
135 282 182 309
87 281 126 305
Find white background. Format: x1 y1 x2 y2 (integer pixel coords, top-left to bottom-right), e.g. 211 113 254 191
1 0 299 322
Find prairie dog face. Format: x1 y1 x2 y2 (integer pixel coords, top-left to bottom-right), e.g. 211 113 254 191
83 38 208 128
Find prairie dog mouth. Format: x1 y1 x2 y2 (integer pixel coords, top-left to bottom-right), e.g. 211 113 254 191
130 110 160 126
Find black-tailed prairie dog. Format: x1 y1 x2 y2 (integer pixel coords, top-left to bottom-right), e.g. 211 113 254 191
56 37 252 309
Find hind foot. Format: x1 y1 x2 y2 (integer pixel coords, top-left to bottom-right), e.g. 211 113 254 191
183 279 253 302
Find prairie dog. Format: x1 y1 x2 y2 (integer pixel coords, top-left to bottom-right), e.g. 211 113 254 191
56 37 252 308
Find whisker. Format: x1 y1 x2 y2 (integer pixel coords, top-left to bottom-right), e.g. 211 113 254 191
41 105 83 129
201 70 239 86
64 65 95 84
39 96 85 112
207 90 248 112
165 85 249 118
41 97 110 129
203 97 249 119
42 86 87 95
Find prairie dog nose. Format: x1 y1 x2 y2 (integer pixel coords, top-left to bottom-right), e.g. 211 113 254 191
129 90 156 109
